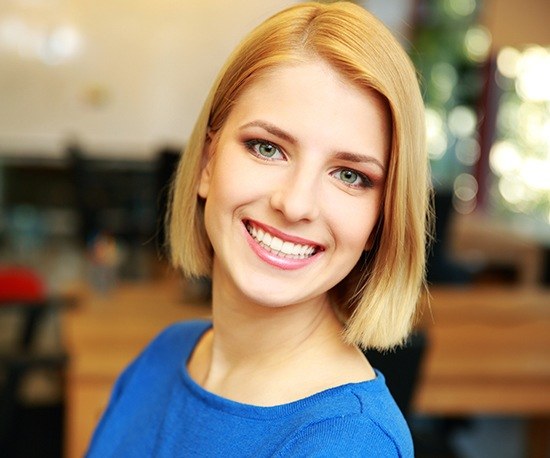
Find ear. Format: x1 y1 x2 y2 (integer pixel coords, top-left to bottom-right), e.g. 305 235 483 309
198 131 215 199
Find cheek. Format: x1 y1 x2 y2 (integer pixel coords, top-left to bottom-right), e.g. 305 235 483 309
327 193 382 252
205 151 260 211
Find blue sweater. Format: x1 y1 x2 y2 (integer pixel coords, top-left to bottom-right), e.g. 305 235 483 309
87 320 413 457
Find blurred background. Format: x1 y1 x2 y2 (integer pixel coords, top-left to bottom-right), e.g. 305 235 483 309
0 0 549 457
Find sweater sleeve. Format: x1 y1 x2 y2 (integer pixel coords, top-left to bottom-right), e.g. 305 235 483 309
274 415 413 458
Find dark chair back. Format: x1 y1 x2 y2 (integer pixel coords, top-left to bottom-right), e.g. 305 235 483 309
363 331 427 418
0 266 67 456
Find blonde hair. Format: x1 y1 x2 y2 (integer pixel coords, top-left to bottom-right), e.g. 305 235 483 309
169 1 430 350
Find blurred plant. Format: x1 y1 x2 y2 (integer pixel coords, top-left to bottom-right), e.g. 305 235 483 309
411 0 490 214
490 45 550 225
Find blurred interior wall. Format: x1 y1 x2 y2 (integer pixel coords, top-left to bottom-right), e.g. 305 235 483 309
481 0 550 49
0 1 298 159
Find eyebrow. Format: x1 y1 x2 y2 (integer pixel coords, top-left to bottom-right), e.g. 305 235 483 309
240 119 386 173
334 152 386 173
240 120 297 145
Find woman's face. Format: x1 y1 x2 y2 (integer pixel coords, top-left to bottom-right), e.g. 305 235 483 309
198 60 390 309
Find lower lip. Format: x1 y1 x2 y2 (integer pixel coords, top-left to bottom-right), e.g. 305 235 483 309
243 225 320 271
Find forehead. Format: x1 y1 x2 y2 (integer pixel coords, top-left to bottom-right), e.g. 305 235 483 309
219 60 391 157
233 59 379 114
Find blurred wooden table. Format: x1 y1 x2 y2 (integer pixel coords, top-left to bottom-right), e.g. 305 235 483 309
413 286 550 458
62 279 550 458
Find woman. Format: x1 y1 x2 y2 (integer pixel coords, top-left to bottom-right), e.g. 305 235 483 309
88 2 429 456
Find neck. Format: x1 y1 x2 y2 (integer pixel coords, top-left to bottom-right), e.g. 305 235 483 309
209 274 343 370
187 260 373 406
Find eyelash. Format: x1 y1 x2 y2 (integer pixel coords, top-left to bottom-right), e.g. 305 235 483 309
331 168 374 189
243 139 374 189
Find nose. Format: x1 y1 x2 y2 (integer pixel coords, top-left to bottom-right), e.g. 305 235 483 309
269 168 321 223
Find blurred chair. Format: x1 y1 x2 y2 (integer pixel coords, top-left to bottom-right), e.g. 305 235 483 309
155 146 181 255
362 332 458 457
426 190 472 285
363 330 427 419
0 266 67 457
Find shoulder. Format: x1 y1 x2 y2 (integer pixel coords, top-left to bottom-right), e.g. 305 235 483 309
278 415 412 457
145 319 212 354
110 319 211 394
276 373 413 457
87 319 212 454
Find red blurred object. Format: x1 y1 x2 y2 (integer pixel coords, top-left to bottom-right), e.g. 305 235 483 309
0 266 46 304
0 266 67 453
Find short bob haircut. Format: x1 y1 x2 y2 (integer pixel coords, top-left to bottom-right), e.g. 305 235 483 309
169 1 430 350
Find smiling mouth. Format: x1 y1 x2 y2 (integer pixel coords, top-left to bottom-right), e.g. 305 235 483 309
245 221 321 260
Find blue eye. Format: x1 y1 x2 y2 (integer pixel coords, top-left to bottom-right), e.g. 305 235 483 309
245 140 284 160
332 168 373 188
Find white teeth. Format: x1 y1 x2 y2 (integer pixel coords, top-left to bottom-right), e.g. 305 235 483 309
246 223 317 259
281 241 293 255
270 236 283 251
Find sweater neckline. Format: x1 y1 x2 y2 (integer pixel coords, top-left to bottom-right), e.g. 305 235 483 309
178 320 386 420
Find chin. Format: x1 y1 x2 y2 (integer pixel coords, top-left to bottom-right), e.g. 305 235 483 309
237 280 324 310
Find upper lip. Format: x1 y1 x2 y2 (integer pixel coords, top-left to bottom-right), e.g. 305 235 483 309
244 219 324 250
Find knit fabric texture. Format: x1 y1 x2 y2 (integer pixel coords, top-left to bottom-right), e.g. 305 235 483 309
87 320 413 457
